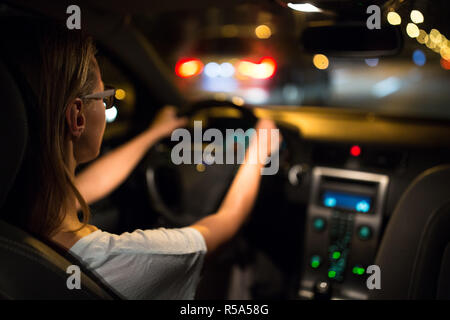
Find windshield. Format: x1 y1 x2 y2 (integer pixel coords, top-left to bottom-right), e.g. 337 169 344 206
133 0 450 120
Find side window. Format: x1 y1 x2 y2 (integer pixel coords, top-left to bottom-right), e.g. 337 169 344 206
97 53 137 143
82 51 160 233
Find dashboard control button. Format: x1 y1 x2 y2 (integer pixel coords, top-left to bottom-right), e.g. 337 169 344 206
314 281 332 300
352 265 365 275
310 255 322 269
332 251 341 260
328 270 337 279
313 217 326 231
316 281 329 293
358 226 372 240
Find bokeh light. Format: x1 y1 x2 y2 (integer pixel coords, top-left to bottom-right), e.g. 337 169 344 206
204 62 221 78
441 46 450 60
115 89 126 100
426 37 436 49
416 30 428 44
410 10 424 24
231 96 245 106
412 49 426 66
237 57 277 79
313 54 329 70
196 164 206 172
441 58 450 70
387 12 401 25
429 29 442 43
255 25 272 39
175 58 203 78
219 62 235 78
406 23 420 38
244 88 268 104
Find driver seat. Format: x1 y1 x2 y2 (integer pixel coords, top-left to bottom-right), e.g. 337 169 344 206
0 57 120 299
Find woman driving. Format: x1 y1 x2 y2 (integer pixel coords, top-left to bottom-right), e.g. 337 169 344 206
1 18 279 299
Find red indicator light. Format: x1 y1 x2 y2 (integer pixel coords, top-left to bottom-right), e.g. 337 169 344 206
350 145 361 157
175 58 204 78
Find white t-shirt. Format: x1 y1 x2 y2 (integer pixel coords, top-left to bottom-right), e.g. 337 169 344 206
69 227 207 300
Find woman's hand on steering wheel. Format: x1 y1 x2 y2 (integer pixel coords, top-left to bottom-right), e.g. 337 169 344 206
147 105 188 139
253 118 282 159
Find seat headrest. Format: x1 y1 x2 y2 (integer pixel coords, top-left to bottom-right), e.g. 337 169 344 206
0 59 28 208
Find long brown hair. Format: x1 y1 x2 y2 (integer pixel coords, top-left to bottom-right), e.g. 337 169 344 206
1 18 98 238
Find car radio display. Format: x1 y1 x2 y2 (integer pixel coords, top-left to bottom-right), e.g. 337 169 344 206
322 191 372 213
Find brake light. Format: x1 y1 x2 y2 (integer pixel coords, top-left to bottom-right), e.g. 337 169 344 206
236 57 277 79
175 58 204 78
441 58 450 70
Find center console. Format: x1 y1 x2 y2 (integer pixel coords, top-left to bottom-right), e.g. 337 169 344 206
298 167 389 300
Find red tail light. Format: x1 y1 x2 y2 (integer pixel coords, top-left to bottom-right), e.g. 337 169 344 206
175 58 204 78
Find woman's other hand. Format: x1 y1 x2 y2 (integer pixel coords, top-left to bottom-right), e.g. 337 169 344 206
247 118 282 165
148 105 188 139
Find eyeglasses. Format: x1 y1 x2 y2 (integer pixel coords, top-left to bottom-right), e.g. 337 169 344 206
82 85 116 109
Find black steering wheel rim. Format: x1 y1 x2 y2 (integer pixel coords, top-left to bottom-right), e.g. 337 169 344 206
145 99 258 227
178 98 257 124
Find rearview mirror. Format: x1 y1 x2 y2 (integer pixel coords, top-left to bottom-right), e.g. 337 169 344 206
301 24 403 57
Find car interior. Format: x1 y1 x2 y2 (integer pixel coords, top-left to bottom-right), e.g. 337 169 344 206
1 0 450 300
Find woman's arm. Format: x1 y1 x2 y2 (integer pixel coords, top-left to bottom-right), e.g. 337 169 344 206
75 106 187 207
190 119 280 253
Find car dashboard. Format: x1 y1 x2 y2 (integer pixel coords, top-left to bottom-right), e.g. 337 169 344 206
207 105 450 300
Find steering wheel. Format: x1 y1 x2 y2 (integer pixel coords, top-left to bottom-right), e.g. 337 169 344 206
145 99 257 227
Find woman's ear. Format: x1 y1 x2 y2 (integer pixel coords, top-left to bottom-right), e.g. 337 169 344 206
66 98 86 139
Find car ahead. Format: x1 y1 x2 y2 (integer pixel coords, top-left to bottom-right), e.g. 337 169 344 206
1 0 450 300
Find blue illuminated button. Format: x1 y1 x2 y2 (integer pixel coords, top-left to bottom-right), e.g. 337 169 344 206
313 217 326 231
356 200 370 213
358 226 372 240
324 197 337 207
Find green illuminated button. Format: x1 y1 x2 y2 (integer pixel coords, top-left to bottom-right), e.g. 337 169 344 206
328 270 337 279
313 217 326 231
358 226 372 240
332 251 341 260
352 266 365 275
310 255 321 269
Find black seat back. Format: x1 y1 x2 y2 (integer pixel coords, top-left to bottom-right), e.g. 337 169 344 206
0 220 114 300
370 165 450 299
